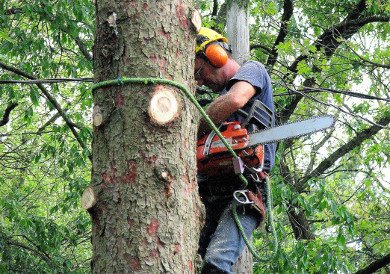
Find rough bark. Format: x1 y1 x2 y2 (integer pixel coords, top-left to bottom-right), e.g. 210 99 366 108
226 0 250 65
90 1 202 273
233 247 253 273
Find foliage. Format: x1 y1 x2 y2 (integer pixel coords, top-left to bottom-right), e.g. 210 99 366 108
1 0 94 272
0 0 389 273
199 0 390 273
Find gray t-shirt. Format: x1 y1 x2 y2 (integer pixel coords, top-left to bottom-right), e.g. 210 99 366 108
220 61 276 171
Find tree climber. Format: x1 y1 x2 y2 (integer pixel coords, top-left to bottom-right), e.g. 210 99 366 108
195 27 276 274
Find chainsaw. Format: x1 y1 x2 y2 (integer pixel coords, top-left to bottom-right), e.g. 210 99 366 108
197 115 335 176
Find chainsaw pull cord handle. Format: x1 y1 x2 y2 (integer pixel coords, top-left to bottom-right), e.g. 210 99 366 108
92 77 277 261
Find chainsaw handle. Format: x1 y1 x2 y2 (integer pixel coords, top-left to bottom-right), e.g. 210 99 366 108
238 99 274 130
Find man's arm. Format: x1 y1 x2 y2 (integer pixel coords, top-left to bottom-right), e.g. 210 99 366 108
198 81 256 138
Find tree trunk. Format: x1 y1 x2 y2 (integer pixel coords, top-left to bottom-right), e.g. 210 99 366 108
233 246 253 273
226 0 250 65
227 1 253 273
89 1 202 273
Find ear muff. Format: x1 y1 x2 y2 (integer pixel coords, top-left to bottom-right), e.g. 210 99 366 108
204 43 228 68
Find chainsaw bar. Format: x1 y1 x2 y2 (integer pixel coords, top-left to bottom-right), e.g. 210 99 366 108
247 115 335 146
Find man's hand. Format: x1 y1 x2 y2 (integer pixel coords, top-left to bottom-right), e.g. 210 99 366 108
198 81 256 138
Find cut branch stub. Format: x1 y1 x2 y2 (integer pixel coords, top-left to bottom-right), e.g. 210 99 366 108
93 105 103 127
148 85 180 125
191 9 202 32
81 186 97 210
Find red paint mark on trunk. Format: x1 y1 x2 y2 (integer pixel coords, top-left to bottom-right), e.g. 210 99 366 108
150 55 158 64
140 151 158 164
127 217 135 226
121 160 137 183
158 58 167 74
125 255 141 271
175 48 184 58
150 56 167 75
159 29 171 40
141 238 148 248
147 218 159 236
174 243 181 254
149 249 159 258
115 91 124 107
188 260 193 272
176 3 188 29
183 174 194 197
101 171 112 184
101 161 137 185
143 3 148 9
101 163 117 184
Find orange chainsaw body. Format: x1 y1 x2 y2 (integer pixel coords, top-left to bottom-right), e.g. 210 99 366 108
197 122 264 176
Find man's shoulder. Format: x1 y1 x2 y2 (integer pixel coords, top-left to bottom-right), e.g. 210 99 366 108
232 61 268 81
242 60 265 69
227 60 271 92
237 61 267 76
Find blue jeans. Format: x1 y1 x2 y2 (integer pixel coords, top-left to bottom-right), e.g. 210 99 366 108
199 198 260 274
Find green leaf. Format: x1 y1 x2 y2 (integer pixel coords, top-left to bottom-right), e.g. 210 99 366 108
29 89 40 105
0 30 16 43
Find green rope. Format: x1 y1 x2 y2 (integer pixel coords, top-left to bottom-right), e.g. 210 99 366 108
232 175 278 263
93 77 249 187
92 77 277 258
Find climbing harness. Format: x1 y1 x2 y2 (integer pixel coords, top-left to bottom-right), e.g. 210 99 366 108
92 77 278 261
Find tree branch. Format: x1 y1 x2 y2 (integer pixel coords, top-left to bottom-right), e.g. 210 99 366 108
355 253 390 274
280 155 316 240
303 126 335 178
266 0 293 68
4 238 53 266
274 84 390 102
286 204 316 240
250 43 273 55
288 15 389 73
347 45 390 69
0 78 93 84
280 0 389 122
0 102 18 127
4 7 22 15
0 61 91 161
297 113 390 192
282 86 389 128
212 0 218 17
73 35 93 61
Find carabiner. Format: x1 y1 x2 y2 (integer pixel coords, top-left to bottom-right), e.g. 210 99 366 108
233 190 254 205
